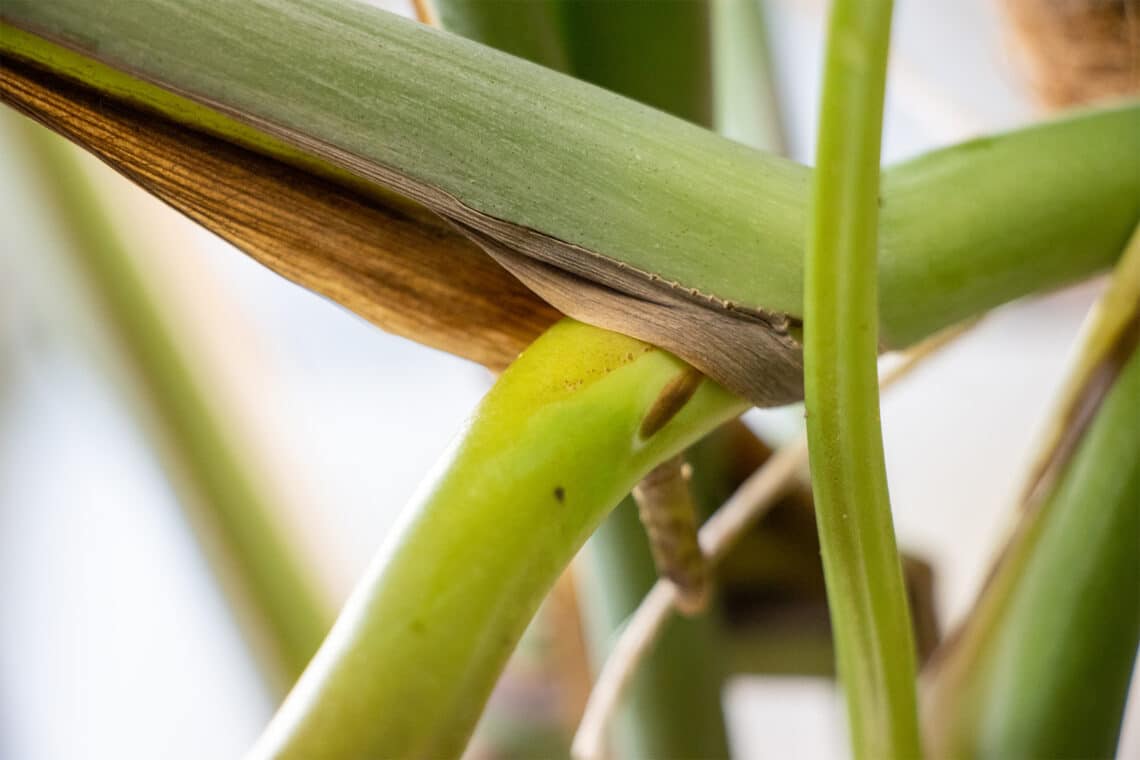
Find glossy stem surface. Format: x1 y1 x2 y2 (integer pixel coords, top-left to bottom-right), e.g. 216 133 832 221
803 1 922 757
250 320 746 758
2 3 1138 352
429 4 732 756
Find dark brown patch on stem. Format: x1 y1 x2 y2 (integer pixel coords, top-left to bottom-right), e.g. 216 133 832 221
639 367 706 439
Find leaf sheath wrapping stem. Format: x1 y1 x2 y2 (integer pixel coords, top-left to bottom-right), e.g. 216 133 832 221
4 3 1138 402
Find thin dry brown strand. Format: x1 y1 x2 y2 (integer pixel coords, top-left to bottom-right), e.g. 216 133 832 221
632 456 709 616
410 0 438 26
572 437 807 760
1019 312 1140 509
571 319 979 760
633 367 712 617
0 56 561 370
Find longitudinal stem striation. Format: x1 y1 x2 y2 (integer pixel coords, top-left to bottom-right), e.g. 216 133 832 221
802 0 922 757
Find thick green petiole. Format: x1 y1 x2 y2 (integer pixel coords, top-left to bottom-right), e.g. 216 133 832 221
429 4 731 756
803 1 921 757
3 2 1138 359
249 320 746 759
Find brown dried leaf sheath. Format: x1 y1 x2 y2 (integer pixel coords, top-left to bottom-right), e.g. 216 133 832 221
2 57 559 370
2 55 805 405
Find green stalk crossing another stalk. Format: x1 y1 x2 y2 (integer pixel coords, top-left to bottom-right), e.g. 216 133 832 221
803 1 922 757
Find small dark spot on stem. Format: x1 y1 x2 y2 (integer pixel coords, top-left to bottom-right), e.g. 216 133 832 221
553 486 565 503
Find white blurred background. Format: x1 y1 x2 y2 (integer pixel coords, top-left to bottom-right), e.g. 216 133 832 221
1 1 1134 758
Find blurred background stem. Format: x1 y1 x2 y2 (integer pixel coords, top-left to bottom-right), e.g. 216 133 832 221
712 0 785 153
12 116 331 693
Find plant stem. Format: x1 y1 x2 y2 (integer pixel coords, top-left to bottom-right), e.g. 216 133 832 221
431 0 571 72
924 226 1140 759
248 320 746 759
712 0 786 152
972 348 1140 759
557 0 713 127
12 118 330 691
3 4 1138 358
427 4 731 757
803 1 921 758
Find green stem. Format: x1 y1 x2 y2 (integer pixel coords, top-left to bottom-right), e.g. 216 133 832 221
3 4 1138 353
556 0 713 127
925 228 1140 759
12 118 331 690
712 0 785 152
803 1 921 758
968 352 1140 759
432 0 571 72
249 320 747 759
429 4 730 756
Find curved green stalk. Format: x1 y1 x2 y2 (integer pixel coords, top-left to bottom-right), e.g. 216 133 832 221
880 109 1140 347
0 2 807 320
925 228 1140 759
967 354 1140 759
3 3 1139 355
928 356 1140 759
430 2 728 755
13 119 330 691
249 320 746 759
803 1 921 758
